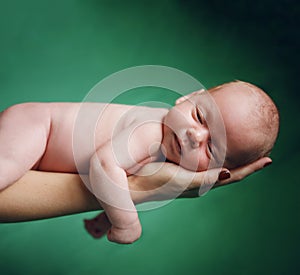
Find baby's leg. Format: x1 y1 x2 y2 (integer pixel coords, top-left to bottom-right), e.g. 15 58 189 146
0 103 50 190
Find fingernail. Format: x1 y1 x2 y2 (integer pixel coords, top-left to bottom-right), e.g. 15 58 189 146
218 170 230 181
263 161 272 168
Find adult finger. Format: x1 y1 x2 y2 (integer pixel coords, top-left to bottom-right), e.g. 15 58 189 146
185 167 228 196
214 157 272 188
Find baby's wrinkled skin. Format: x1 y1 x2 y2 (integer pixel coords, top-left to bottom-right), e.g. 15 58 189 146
0 81 278 244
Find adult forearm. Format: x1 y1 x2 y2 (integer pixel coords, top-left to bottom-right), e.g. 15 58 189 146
0 158 269 222
0 170 151 222
0 171 100 222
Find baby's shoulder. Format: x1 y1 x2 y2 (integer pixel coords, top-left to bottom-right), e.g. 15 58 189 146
126 106 167 141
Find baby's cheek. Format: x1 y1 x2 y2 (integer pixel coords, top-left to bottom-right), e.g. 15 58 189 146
179 157 198 172
181 153 209 172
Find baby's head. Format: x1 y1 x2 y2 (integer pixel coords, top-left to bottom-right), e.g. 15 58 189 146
161 80 279 171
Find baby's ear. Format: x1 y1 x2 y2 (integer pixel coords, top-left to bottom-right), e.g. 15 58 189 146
175 89 205 105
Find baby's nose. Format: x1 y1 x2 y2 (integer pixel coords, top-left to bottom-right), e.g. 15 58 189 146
186 127 208 148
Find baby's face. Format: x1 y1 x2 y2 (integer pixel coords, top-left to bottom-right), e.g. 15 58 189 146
161 86 261 171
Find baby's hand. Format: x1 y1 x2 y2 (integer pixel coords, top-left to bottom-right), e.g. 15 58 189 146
107 219 142 244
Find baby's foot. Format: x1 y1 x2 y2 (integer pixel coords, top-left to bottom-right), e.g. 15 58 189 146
107 219 142 244
84 212 111 239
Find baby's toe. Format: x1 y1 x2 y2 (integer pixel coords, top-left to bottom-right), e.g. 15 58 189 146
84 219 107 239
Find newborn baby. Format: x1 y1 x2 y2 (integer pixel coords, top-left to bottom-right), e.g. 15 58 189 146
0 80 279 244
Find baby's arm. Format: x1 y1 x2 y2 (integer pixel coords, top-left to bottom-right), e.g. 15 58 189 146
90 148 141 244
0 103 50 190
89 124 160 244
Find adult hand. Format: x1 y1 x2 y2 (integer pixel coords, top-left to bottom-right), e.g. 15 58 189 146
182 156 272 198
129 156 272 200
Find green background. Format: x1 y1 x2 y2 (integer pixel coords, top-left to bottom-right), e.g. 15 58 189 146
0 0 298 274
